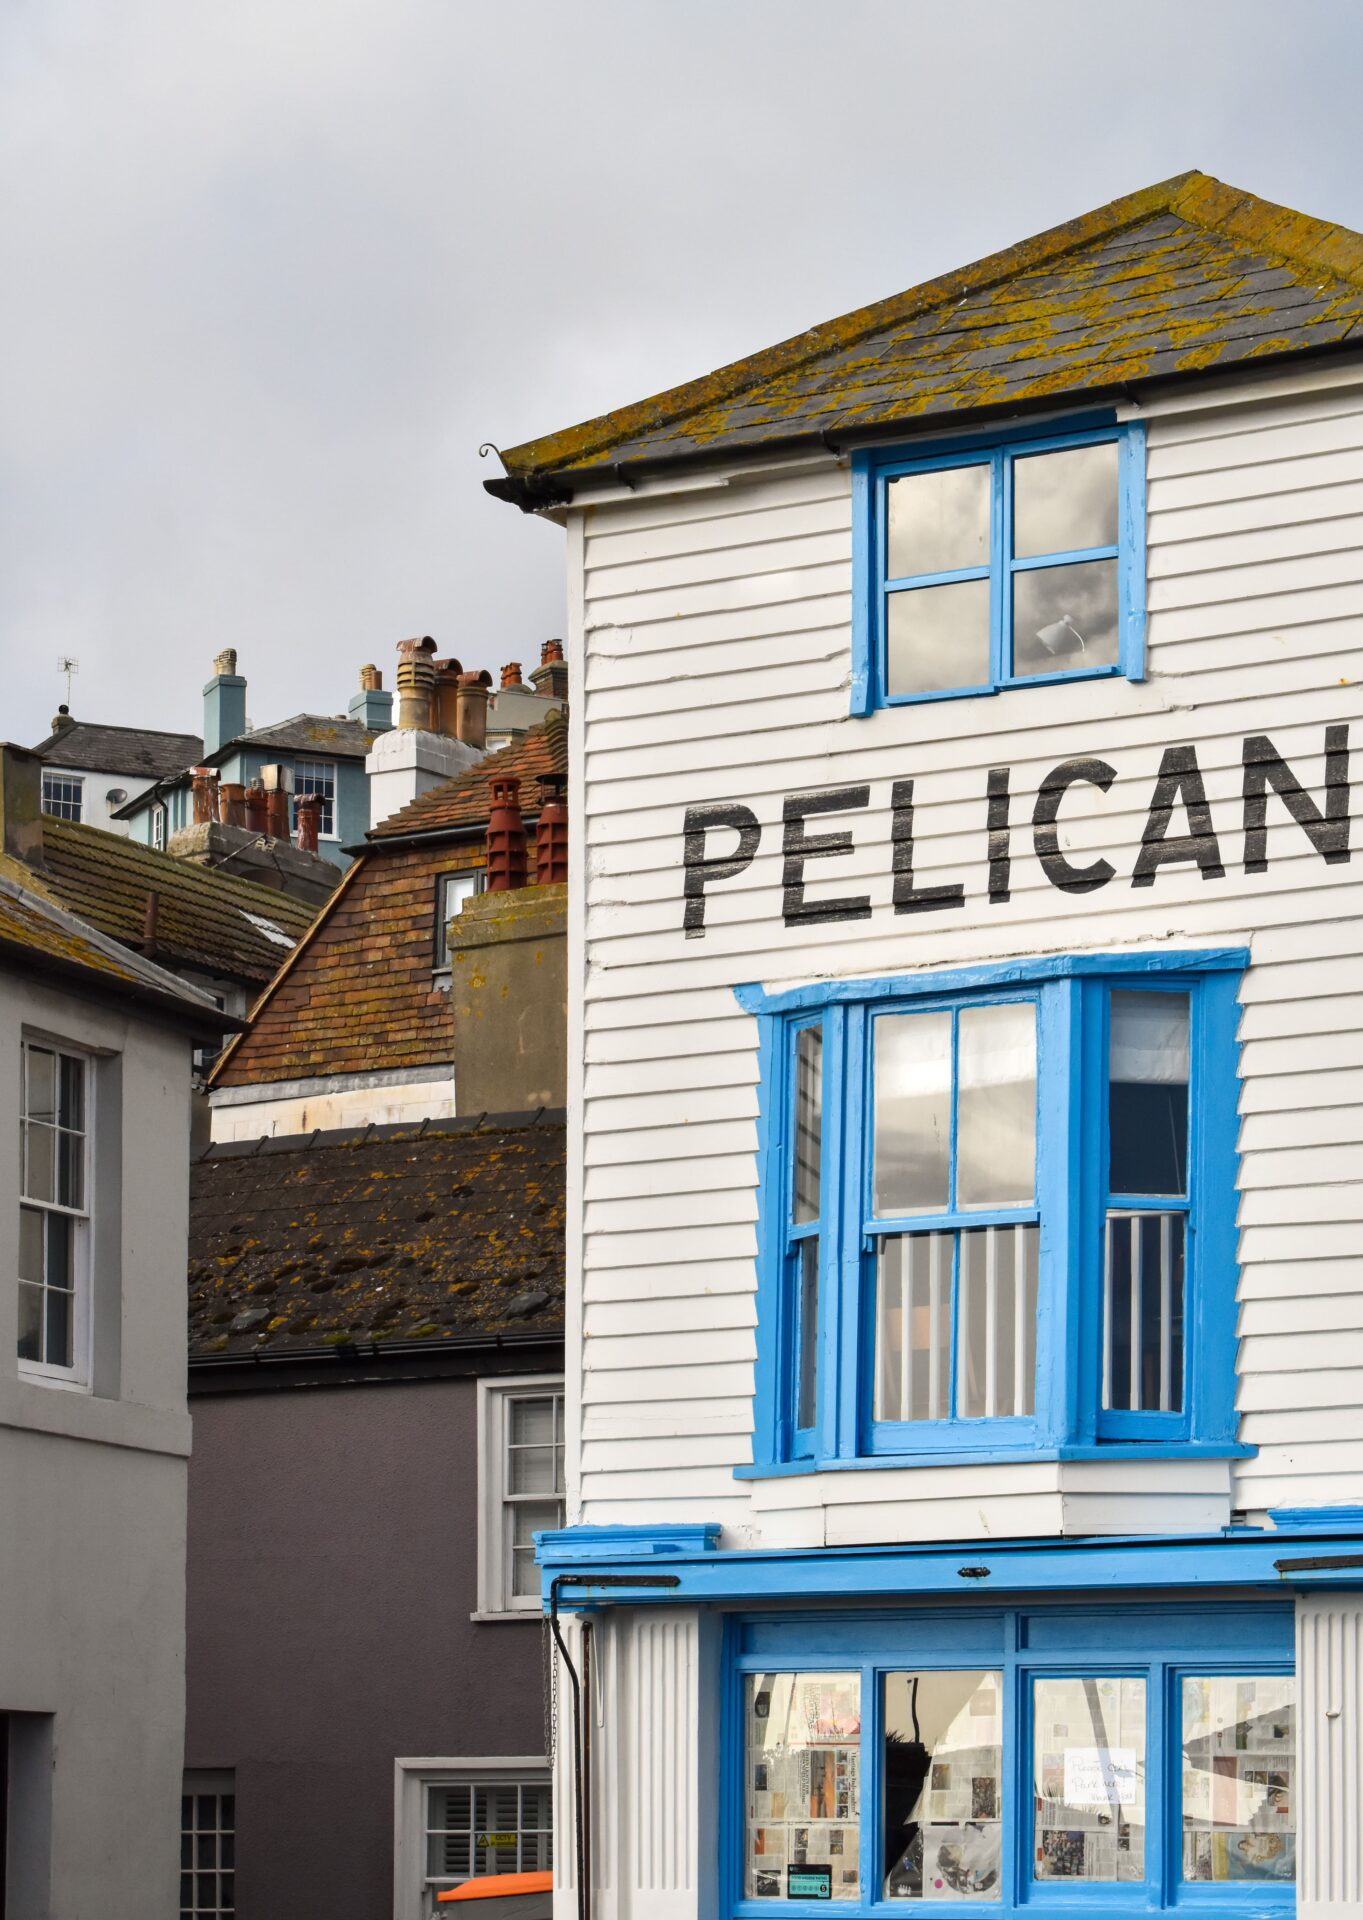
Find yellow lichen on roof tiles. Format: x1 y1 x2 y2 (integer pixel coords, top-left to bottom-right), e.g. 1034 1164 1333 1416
495 172 1363 489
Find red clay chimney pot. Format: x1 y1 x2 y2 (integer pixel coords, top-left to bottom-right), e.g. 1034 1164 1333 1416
501 662 523 689
485 775 528 891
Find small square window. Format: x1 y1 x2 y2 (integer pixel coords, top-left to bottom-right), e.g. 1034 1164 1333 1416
435 868 485 969
852 422 1145 711
40 772 83 821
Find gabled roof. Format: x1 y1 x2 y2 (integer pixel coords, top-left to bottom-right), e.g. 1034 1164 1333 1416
368 710 568 841
27 817 318 987
489 171 1363 505
189 1112 565 1355
29 719 204 779
0 870 229 1032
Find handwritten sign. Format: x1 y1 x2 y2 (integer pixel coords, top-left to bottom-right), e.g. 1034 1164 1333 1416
1063 1747 1138 1808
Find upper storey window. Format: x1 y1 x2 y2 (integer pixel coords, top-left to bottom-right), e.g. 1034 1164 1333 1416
850 420 1146 712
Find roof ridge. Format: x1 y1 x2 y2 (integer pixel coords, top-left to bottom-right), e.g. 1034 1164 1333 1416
501 172 1209 479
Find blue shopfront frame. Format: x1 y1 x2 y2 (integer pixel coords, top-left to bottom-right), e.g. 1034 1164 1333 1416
723 1601 1296 1920
737 950 1247 1477
849 412 1147 716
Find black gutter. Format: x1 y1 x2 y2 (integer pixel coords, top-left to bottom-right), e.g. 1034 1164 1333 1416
188 1327 564 1394
351 809 546 858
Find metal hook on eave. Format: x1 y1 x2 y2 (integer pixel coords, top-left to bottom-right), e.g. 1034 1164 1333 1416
478 442 505 469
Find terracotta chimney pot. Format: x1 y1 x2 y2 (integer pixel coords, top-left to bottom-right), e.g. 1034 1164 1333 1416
455 670 492 751
212 647 238 678
535 774 568 886
395 636 438 730
294 791 322 854
486 775 528 892
265 786 290 842
501 662 523 690
244 784 269 835
190 767 220 825
431 658 465 739
218 782 247 828
359 663 383 692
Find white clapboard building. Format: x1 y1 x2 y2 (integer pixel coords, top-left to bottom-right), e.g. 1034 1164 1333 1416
487 173 1363 1920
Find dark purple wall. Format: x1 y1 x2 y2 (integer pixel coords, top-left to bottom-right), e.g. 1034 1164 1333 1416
185 1361 554 1920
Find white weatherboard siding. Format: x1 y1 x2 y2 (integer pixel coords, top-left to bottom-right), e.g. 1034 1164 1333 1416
570 377 1363 1548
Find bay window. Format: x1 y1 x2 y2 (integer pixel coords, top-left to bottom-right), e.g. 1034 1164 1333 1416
742 951 1244 1471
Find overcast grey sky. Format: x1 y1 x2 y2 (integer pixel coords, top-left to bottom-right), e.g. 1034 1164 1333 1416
3 0 1362 745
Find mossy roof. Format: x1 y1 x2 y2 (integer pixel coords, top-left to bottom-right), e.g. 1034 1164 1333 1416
489 171 1363 504
189 1113 565 1355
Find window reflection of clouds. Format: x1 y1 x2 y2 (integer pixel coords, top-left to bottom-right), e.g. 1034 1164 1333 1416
1014 444 1118 558
887 578 990 697
888 465 989 579
1013 560 1118 678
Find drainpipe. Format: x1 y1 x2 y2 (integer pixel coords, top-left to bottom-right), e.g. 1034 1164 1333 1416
547 1572 681 1920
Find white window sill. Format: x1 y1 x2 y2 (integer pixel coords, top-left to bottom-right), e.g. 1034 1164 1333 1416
17 1363 91 1395
469 1609 543 1625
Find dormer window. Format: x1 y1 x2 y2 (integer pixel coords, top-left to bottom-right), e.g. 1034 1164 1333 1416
851 421 1146 712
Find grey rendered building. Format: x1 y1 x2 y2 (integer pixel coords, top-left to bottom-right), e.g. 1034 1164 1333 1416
0 846 227 1916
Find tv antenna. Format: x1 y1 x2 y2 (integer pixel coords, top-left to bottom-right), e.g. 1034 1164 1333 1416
56 655 79 705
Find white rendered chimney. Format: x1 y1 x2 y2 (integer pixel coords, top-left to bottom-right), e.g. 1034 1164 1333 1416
365 727 485 829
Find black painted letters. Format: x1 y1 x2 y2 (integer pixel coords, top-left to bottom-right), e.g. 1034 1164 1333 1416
782 786 872 927
1032 758 1118 894
682 803 761 937
892 779 965 914
1132 745 1226 887
1242 725 1351 872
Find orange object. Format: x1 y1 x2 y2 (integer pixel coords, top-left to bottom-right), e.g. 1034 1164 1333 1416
437 1871 553 1902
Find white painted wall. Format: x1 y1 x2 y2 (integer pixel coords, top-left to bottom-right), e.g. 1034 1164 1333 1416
567 366 1363 1550
0 969 192 1918
208 1064 457 1140
42 761 161 835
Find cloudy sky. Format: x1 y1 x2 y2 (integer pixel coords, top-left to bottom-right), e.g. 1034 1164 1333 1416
3 0 1362 744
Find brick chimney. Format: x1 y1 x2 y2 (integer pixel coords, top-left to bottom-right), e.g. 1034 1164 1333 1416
348 663 394 734
486 776 528 891
455 671 492 751
529 639 568 703
0 743 44 867
536 774 568 885
203 648 247 757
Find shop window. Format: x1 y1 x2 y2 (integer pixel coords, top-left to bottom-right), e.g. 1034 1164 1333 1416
745 951 1243 1471
850 419 1146 713
731 1608 1294 1912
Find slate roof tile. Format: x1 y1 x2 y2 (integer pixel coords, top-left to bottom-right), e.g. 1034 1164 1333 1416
188 1115 565 1355
489 173 1363 502
28 721 204 779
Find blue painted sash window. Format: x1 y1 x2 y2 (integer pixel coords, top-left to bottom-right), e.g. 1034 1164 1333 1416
850 418 1146 713
743 951 1244 1473
726 1604 1295 1915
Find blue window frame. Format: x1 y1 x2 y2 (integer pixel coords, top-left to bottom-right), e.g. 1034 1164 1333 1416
723 1603 1296 1916
740 951 1245 1475
850 416 1147 714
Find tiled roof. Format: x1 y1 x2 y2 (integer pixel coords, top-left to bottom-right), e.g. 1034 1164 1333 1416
214 713 376 762
0 870 227 1028
188 1113 565 1355
210 838 485 1086
29 720 204 778
34 817 318 987
368 711 567 840
490 172 1363 502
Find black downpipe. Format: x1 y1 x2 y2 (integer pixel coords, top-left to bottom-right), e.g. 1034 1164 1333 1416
548 1573 682 1920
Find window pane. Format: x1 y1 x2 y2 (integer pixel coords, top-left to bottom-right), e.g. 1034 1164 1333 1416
19 1205 42 1282
58 1129 84 1210
873 1012 951 1216
509 1444 558 1495
1014 442 1118 559
887 464 990 579
874 1232 952 1423
1181 1675 1295 1884
58 1054 84 1132
1109 991 1190 1196
887 579 991 698
45 1285 72 1370
883 1670 1002 1900
1103 1212 1185 1413
1033 1677 1146 1883
25 1046 56 1124
797 1237 819 1431
511 1500 561 1597
746 1672 861 1902
17 1280 42 1362
23 1122 55 1203
510 1397 555 1447
1012 558 1118 678
46 1210 74 1291
792 1026 822 1226
956 1003 1036 1209
958 1224 1038 1418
